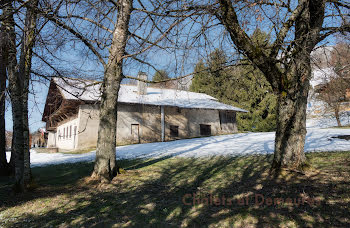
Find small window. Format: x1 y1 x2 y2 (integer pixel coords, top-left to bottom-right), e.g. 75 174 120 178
200 124 211 136
220 111 236 126
170 125 179 137
70 126 72 138
63 128 65 139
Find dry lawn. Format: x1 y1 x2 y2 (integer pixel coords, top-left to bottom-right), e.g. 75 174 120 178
0 152 349 227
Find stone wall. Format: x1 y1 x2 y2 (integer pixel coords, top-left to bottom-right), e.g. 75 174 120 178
49 103 239 150
116 103 161 145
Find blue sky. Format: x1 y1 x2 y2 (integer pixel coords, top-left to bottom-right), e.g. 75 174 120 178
5 80 49 132
4 0 345 132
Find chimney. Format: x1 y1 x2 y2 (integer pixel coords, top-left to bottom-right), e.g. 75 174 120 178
137 72 147 95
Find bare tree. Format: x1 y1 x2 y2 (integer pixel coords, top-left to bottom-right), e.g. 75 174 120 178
21 0 40 186
2 1 25 185
31 0 195 182
316 42 350 126
161 0 347 173
2 0 39 191
0 18 8 175
316 77 349 126
90 0 133 182
216 0 349 172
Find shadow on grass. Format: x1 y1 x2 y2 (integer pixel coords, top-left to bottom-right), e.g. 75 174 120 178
1 152 350 227
0 159 141 207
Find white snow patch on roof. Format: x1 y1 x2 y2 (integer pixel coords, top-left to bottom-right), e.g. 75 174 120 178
53 77 248 112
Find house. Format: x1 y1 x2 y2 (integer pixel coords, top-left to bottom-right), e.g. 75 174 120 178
42 74 248 151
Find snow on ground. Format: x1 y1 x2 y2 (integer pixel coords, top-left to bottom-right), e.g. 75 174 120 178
5 128 350 167
306 116 350 128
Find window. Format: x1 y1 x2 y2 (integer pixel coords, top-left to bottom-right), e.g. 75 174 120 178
70 126 72 138
219 111 236 125
58 130 61 141
200 124 211 136
170 125 179 137
63 128 65 139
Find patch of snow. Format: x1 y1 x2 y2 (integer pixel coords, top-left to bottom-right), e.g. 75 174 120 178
307 115 350 129
5 128 350 167
310 67 336 88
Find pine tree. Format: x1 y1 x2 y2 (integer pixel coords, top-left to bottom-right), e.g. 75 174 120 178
190 29 277 132
152 70 174 88
153 70 169 81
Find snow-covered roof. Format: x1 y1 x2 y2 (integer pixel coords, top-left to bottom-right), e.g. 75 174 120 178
53 77 248 112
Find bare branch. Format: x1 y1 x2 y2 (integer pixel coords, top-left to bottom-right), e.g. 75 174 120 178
327 0 350 10
270 0 307 58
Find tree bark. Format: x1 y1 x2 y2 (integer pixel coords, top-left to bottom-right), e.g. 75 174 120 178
6 0 25 190
4 0 38 190
18 0 39 184
0 24 8 175
92 0 133 183
334 106 342 127
271 60 311 171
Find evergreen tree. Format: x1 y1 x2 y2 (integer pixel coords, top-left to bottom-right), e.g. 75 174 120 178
152 70 173 88
190 29 277 132
190 49 230 98
153 70 169 81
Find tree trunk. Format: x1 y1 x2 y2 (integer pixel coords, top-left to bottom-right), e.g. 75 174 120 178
271 57 311 172
270 0 326 173
0 25 8 175
4 0 38 191
334 106 342 127
3 1 26 191
18 0 39 184
92 0 133 183
8 60 25 192
272 89 308 171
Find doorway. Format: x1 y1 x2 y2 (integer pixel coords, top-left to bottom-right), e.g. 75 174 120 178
131 124 140 143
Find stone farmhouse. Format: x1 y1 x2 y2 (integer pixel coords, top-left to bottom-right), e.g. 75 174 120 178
42 75 247 151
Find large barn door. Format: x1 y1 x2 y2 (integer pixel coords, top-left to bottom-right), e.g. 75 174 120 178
131 124 140 144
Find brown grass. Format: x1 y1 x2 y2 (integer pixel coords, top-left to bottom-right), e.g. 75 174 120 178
0 152 349 227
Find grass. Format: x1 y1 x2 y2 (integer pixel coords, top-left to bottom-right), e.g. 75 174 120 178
331 125 350 129
0 152 350 227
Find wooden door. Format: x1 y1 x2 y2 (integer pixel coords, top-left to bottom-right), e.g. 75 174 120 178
131 124 140 143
